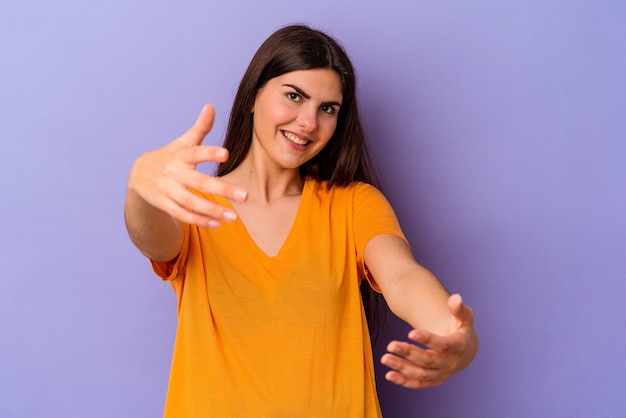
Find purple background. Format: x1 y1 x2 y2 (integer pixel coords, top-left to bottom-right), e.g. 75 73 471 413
2 1 625 417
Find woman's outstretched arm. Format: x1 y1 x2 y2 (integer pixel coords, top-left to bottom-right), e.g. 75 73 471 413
124 105 248 261
365 234 479 388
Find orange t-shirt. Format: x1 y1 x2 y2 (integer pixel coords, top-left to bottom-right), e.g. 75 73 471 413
152 180 406 417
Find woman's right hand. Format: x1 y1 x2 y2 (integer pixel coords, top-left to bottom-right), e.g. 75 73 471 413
128 104 248 228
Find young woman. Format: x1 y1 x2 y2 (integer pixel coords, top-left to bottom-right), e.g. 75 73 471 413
125 25 478 417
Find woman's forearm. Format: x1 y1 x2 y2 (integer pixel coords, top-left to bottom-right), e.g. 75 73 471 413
124 187 184 262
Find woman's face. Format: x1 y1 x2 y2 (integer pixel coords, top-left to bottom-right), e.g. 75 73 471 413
250 68 343 171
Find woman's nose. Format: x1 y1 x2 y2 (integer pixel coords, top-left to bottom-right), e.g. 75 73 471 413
296 106 318 133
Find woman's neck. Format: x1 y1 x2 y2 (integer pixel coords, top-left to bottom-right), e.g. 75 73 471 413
221 154 304 204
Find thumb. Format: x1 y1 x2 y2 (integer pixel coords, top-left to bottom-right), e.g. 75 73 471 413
181 104 216 146
448 293 474 325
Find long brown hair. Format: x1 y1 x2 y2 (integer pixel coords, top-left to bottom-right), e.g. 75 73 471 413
217 25 386 341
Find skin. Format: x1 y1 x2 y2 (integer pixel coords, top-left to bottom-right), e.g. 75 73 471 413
220 69 343 256
124 68 478 390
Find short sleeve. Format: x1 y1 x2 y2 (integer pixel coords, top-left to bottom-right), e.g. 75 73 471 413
352 183 408 290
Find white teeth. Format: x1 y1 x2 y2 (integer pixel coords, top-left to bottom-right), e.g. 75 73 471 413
283 131 309 146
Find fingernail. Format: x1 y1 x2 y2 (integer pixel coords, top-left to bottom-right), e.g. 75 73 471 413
207 220 220 228
223 211 237 222
410 331 423 340
233 189 247 200
384 357 397 367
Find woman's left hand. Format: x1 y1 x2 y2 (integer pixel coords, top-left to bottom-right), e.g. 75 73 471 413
381 294 478 389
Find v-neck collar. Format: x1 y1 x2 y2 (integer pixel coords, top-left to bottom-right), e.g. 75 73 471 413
214 179 313 268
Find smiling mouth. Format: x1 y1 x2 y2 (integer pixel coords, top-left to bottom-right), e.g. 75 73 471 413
282 130 310 146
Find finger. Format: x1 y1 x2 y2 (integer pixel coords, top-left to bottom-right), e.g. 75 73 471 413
180 104 216 147
172 189 237 226
384 370 430 389
179 145 230 166
448 293 474 325
386 340 447 369
382 353 439 378
161 197 224 228
406 330 462 355
186 172 248 202
166 161 247 202
384 370 443 389
381 355 444 389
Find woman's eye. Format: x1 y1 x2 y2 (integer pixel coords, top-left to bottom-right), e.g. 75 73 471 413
287 92 301 101
321 105 336 114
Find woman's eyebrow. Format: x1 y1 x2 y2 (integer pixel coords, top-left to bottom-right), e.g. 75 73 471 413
283 84 342 107
283 84 310 99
